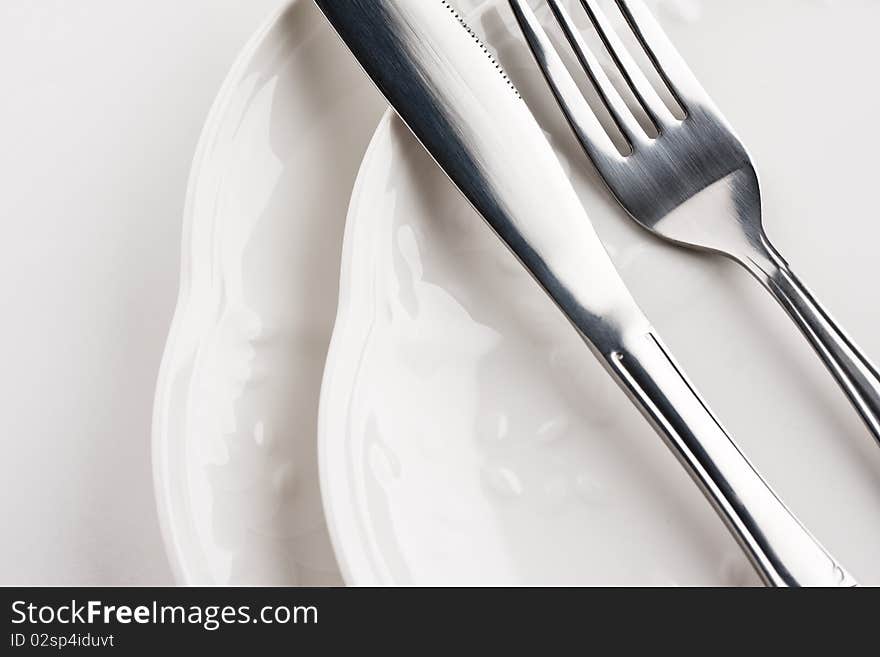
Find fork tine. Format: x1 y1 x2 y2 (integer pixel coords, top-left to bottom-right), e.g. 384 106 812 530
546 0 648 148
509 0 623 163
578 0 677 130
615 0 710 112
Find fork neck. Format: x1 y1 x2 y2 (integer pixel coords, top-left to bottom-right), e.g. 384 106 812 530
738 231 790 285
737 229 880 446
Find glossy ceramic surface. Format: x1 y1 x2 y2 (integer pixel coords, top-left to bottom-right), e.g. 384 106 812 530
151 0 387 584
320 0 880 585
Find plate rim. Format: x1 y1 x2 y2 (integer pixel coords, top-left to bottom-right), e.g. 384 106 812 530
317 110 399 586
150 0 300 585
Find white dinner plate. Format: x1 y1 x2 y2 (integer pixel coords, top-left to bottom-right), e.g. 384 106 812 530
151 0 391 584
320 0 880 585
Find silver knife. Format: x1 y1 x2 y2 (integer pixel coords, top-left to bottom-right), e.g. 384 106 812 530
314 0 855 586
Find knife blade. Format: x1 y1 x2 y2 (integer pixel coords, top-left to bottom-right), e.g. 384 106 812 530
315 0 649 354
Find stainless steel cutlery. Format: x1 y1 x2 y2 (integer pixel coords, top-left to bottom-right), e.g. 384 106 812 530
315 0 855 585
511 0 880 447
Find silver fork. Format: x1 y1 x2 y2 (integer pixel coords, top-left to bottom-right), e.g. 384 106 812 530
509 0 880 447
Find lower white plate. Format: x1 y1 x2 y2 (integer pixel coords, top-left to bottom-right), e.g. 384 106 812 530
151 0 388 584
319 0 880 585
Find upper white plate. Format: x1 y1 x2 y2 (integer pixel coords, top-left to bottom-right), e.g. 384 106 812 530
151 0 389 584
320 0 880 585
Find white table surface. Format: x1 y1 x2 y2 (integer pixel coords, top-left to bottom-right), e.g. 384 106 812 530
0 0 287 585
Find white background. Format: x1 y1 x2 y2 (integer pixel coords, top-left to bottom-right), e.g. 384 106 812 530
0 0 286 585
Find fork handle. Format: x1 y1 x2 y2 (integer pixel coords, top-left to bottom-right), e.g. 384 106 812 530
608 331 855 586
749 242 880 446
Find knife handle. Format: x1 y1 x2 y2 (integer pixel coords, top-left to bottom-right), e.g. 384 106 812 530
747 238 880 448
608 331 855 587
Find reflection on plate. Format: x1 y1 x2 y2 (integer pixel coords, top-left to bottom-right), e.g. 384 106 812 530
319 0 880 585
151 0 386 584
